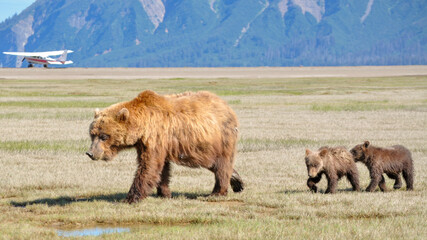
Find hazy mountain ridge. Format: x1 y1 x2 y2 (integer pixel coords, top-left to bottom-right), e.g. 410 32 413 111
0 0 425 67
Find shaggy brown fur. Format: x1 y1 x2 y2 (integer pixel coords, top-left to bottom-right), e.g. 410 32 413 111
305 146 360 194
350 141 414 192
86 90 244 203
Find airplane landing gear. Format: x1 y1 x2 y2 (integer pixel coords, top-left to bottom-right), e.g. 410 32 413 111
43 64 48 68
28 63 33 68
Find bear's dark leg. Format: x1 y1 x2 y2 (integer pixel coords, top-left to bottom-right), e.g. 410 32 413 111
325 173 338 194
126 150 164 204
346 170 361 191
378 175 388 192
230 169 244 193
366 169 382 192
157 161 172 198
386 172 402 189
307 174 322 193
209 165 221 194
402 168 414 191
126 165 148 203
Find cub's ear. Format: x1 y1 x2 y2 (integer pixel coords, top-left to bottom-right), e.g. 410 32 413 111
94 108 100 118
117 108 129 122
305 149 312 156
363 141 370 148
319 149 328 157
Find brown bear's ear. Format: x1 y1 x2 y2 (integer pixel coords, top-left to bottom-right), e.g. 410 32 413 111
319 149 328 157
364 141 370 148
117 108 129 122
305 149 312 156
94 108 100 118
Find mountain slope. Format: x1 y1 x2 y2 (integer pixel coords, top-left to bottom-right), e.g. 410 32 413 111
0 0 426 67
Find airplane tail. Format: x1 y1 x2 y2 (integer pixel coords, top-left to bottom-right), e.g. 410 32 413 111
58 50 68 62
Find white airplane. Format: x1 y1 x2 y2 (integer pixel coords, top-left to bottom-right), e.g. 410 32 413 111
3 50 73 68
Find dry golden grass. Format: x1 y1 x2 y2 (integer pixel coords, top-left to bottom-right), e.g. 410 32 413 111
0 67 426 239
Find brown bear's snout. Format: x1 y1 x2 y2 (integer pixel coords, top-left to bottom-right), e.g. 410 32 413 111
86 151 95 160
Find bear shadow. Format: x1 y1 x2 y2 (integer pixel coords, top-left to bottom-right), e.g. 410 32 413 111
10 193 128 207
171 192 210 199
312 188 358 194
10 192 210 207
281 187 357 195
281 189 307 194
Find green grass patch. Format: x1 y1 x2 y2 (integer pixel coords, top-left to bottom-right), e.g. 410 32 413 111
0 101 116 108
0 90 97 98
311 100 414 112
238 137 338 152
227 99 241 105
0 111 93 120
0 140 88 153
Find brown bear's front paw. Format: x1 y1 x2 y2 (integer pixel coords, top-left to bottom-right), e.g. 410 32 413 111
125 194 140 204
325 188 336 194
365 187 376 192
210 190 228 197
157 187 172 198
309 185 317 193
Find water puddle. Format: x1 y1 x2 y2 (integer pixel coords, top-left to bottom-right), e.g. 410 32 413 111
55 222 191 237
57 227 130 237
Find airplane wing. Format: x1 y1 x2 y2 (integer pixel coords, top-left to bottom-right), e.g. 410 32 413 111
3 50 73 57
48 60 73 65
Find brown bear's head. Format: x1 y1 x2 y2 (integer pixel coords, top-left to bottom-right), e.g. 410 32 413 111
350 141 370 163
86 107 130 161
350 141 370 162
305 148 327 178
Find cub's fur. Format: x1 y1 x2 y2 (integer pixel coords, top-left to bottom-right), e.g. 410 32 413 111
305 146 360 193
351 141 414 192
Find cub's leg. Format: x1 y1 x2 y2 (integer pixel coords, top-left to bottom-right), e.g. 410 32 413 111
378 175 388 192
402 168 414 191
366 168 383 192
346 170 361 191
307 174 322 193
386 172 402 189
325 173 338 194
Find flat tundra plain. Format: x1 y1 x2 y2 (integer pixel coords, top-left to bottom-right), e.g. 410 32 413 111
0 66 426 239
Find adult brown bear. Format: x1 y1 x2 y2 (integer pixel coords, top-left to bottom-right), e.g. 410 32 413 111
86 90 244 203
350 141 414 192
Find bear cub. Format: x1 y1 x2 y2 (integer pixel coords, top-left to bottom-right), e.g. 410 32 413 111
305 146 360 193
350 141 414 192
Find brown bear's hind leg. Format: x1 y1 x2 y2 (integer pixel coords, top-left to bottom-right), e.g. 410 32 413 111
307 174 322 193
402 168 414 191
157 161 172 198
346 171 361 191
386 172 402 189
378 175 388 192
210 160 232 196
230 169 244 193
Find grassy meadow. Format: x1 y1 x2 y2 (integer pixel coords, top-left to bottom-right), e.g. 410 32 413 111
0 70 426 239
